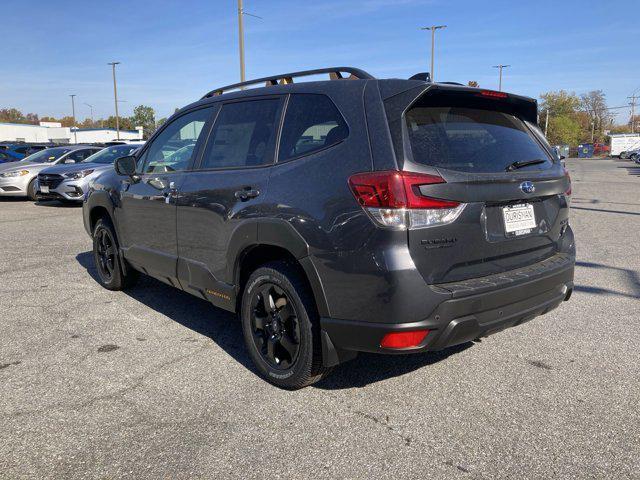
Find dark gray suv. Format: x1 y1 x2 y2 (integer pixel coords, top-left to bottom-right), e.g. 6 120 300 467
82 67 575 389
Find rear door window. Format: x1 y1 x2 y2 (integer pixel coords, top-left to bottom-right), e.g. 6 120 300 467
278 94 348 162
405 107 553 173
199 98 282 169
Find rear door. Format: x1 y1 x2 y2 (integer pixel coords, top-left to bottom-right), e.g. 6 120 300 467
117 106 215 286
176 96 284 307
394 88 570 284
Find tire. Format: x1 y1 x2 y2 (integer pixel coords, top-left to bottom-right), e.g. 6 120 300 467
241 261 331 389
27 178 37 201
92 216 138 290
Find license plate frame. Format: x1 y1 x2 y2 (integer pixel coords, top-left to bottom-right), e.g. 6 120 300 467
502 203 536 236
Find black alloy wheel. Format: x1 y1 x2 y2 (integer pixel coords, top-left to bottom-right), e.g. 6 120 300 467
249 283 301 370
95 226 117 283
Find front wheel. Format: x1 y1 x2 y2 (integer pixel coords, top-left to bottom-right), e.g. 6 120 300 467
27 178 37 201
241 261 330 389
92 217 138 290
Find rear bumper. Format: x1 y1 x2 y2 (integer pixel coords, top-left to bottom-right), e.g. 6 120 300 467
320 253 574 366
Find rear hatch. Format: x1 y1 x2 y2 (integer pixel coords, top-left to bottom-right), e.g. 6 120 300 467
384 85 570 284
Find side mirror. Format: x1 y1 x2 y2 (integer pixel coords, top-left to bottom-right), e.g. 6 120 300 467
114 155 137 176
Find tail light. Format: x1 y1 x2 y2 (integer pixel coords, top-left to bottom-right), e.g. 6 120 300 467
478 90 508 99
348 170 465 229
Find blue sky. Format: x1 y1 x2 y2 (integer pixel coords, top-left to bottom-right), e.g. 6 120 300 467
2 0 638 123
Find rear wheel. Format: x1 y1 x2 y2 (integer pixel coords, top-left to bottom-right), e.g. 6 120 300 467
92 217 138 290
26 178 37 201
241 261 330 389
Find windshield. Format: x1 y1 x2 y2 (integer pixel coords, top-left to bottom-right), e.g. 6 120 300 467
82 145 141 164
405 107 553 173
23 147 72 164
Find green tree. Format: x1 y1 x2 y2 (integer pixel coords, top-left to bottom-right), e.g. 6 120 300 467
547 115 582 146
539 90 581 117
130 105 156 139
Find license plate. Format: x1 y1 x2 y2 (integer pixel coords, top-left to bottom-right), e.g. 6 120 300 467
502 203 536 236
40 185 49 193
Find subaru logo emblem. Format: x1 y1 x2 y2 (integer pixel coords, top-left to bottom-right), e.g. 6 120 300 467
520 181 535 194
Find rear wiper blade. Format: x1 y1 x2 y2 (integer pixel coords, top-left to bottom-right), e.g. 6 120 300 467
505 159 546 172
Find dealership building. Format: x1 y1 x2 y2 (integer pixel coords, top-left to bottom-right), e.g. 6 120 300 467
0 121 143 144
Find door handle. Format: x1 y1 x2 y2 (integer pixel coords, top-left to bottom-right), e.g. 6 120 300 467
235 188 260 201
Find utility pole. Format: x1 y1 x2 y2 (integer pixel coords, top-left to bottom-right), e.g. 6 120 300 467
84 103 94 124
108 62 121 140
237 1 262 84
69 94 77 144
492 64 510 91
420 25 447 82
628 95 638 134
545 109 550 137
238 0 245 83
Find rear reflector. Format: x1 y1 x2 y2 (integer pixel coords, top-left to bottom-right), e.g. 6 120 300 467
479 90 508 99
564 168 572 196
348 171 464 229
380 330 429 349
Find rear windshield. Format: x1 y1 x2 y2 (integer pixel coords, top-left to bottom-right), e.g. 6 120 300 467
405 107 553 173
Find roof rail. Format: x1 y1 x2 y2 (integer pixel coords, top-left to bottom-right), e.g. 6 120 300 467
202 67 374 99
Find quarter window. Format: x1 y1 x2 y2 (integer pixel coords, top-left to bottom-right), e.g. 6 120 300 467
278 94 348 162
199 98 281 169
142 107 214 174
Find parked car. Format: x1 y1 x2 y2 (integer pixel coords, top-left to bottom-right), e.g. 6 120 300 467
83 67 575 389
0 143 50 160
36 143 144 203
0 145 102 200
623 149 640 160
0 149 23 163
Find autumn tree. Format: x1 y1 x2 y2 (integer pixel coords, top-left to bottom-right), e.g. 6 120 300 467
130 105 156 139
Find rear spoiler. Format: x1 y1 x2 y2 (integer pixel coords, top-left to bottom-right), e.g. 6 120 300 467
382 83 539 125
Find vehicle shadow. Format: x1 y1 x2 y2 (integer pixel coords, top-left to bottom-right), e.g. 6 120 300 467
76 251 473 389
0 197 29 202
574 260 640 299
35 199 81 208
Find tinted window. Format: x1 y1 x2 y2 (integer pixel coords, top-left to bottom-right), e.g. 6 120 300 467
142 107 213 174
405 107 553 173
67 149 95 162
278 94 348 162
199 99 281 169
14 147 28 154
82 145 143 164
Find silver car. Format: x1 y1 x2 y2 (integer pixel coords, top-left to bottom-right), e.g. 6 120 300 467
0 146 102 200
37 144 144 203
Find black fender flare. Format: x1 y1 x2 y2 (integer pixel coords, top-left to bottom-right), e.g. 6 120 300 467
227 218 331 318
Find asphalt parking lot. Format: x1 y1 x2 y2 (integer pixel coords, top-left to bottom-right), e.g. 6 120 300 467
1 157 639 479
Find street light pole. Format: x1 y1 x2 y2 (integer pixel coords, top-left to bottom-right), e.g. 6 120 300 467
420 25 446 82
492 64 510 91
84 103 94 124
70 94 77 144
108 62 121 140
238 0 245 83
